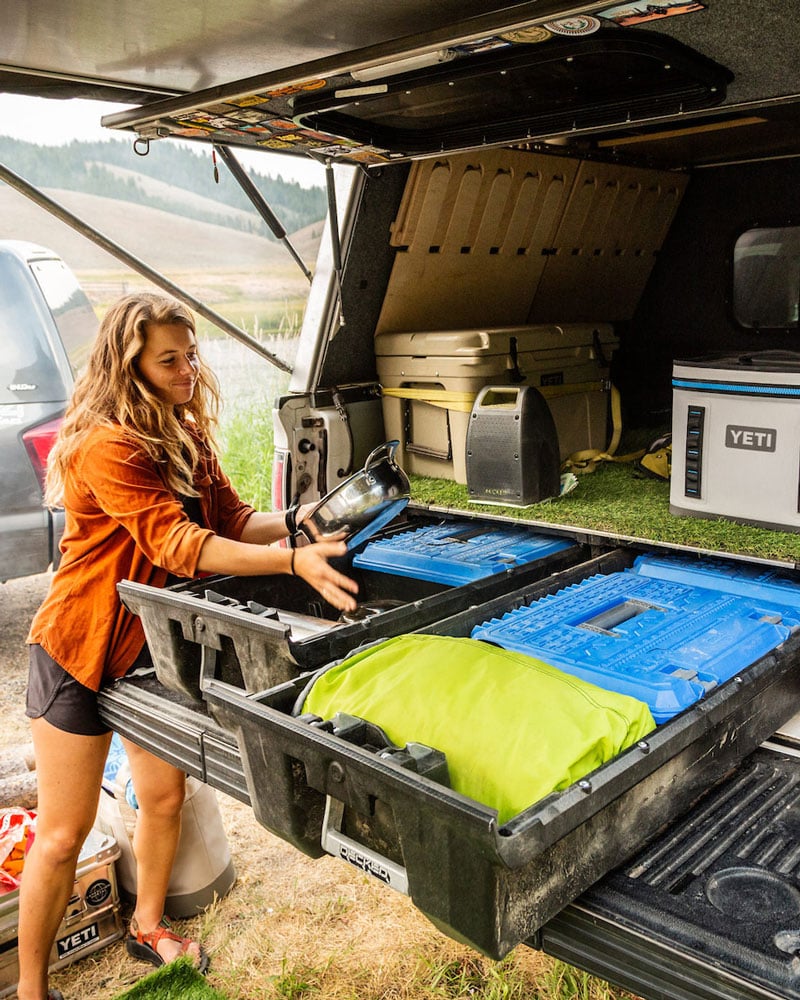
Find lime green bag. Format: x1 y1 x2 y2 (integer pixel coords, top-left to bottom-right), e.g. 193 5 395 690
303 634 655 824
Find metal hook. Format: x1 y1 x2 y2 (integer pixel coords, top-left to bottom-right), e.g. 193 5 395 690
133 137 150 157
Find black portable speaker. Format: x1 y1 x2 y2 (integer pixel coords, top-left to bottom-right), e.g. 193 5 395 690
466 385 561 505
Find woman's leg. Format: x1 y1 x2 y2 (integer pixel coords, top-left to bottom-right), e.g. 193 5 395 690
121 738 202 965
16 719 111 1000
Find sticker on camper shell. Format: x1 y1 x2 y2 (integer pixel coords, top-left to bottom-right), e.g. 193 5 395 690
241 80 328 104
596 1 706 26
202 102 247 116
256 132 311 148
172 125 220 138
174 114 215 128
176 110 217 123
217 107 272 124
544 16 602 35
228 94 274 107
500 25 553 43
347 148 393 164
260 117 297 130
205 115 249 130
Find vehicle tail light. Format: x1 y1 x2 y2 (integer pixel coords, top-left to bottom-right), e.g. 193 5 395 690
22 416 63 494
272 448 288 513
271 449 291 548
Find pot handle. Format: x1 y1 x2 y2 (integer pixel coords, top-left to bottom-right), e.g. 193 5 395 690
363 439 399 470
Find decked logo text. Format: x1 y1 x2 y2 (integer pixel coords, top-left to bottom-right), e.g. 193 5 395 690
338 844 392 885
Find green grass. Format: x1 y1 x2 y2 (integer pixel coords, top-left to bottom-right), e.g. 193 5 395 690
268 958 328 998
112 958 230 1000
424 954 528 999
419 954 636 1000
538 960 631 999
194 298 307 341
410 463 800 563
219 397 278 510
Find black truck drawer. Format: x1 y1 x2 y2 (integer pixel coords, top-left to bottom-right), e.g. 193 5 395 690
118 509 584 702
97 684 800 997
196 546 800 958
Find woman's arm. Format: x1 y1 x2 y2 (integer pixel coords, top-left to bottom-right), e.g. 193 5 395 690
80 429 357 608
236 503 316 545
237 511 292 545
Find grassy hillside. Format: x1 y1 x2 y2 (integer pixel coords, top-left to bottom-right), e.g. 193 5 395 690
0 185 323 276
96 161 260 230
0 132 327 308
0 135 326 235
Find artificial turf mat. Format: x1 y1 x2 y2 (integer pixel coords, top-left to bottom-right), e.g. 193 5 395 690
112 958 228 1000
409 464 800 564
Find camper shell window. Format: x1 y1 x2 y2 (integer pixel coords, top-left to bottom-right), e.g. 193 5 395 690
733 225 800 331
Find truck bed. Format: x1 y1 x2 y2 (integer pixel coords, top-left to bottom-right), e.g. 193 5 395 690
541 739 800 1000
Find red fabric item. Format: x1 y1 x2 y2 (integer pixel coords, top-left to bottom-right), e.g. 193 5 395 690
0 808 36 893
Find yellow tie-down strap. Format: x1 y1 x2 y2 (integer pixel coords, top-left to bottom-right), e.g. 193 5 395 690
380 383 644 474
381 386 480 414
382 380 609 413
560 384 644 474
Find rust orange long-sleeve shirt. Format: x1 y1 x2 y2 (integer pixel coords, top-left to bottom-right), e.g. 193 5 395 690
28 423 255 690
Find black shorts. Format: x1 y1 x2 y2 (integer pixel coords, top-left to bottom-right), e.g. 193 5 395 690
26 644 110 736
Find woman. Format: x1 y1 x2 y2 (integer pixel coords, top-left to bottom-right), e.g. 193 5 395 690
18 293 358 1000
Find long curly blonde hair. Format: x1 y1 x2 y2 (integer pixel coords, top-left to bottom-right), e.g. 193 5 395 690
44 292 220 506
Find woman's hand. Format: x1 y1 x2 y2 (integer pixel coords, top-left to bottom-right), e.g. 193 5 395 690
292 540 359 612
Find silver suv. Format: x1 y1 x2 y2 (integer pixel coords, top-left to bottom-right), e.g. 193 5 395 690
0 241 98 583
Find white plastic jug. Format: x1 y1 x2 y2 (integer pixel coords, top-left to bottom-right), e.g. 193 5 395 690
95 751 236 918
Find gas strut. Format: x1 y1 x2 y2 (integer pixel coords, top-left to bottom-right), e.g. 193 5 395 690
212 143 313 284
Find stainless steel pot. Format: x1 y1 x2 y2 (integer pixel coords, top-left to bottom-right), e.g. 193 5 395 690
299 440 411 550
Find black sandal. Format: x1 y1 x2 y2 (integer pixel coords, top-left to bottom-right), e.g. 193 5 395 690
48 991 64 1000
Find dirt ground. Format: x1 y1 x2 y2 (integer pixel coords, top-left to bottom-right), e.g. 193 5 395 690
0 573 620 1000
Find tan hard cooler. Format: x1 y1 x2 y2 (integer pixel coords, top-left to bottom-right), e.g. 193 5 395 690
376 323 618 483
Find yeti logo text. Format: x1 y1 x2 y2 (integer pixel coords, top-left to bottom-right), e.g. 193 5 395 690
725 425 776 452
57 921 99 958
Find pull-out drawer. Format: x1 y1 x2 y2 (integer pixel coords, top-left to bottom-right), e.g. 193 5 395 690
197 547 800 958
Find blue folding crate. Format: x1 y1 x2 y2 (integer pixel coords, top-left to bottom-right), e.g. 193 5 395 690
352 523 575 586
632 552 800 611
471 561 800 723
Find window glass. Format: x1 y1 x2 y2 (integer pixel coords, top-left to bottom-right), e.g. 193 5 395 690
29 259 98 372
0 253 65 404
733 226 800 330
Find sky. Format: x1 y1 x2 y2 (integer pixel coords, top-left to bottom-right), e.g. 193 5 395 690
0 93 327 189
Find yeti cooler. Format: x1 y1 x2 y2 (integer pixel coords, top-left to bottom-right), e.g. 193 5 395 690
670 351 800 531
